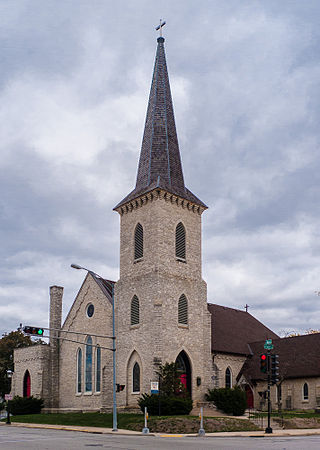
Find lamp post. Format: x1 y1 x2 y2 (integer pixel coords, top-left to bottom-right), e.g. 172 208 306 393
6 370 13 425
71 264 118 432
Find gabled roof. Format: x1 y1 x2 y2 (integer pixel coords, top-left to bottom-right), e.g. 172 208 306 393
208 303 279 355
114 37 207 210
240 333 320 381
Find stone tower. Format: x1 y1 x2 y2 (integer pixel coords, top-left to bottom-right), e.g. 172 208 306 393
114 37 212 406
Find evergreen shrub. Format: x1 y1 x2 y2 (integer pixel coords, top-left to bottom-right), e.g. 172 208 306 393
8 396 44 415
205 387 247 416
138 393 193 415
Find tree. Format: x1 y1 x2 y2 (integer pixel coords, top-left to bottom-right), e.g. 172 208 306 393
156 362 187 397
0 331 34 397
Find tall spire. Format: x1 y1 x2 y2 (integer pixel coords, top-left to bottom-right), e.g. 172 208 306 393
115 37 206 210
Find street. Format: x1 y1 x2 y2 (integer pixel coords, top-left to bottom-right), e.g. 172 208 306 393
1 427 320 450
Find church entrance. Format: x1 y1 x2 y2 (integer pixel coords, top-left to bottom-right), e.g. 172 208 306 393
23 370 31 397
176 351 191 396
245 385 254 409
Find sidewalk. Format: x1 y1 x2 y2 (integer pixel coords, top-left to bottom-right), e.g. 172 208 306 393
2 421 320 437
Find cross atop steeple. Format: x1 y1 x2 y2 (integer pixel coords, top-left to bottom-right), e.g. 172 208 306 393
114 35 207 210
155 20 166 37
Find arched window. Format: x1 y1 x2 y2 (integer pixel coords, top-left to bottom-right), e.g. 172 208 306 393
178 294 188 325
96 346 101 392
131 295 140 325
175 222 186 259
225 367 232 389
303 382 309 400
133 362 140 392
85 336 93 392
134 223 144 260
23 370 31 398
77 348 82 393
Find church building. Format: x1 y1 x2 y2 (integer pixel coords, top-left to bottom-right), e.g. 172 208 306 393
12 36 320 413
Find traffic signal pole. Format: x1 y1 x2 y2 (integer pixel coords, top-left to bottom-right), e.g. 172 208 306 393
265 350 273 434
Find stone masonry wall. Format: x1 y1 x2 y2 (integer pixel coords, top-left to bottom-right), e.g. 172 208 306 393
115 191 212 407
13 345 50 404
58 274 113 412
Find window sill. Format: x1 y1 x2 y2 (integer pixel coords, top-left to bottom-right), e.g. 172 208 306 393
94 391 101 395
132 391 140 395
76 392 82 396
178 324 189 329
302 399 309 403
134 258 144 264
176 258 186 263
84 391 93 396
130 324 140 330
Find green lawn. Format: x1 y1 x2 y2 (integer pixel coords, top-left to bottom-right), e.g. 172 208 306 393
251 410 320 419
2 412 260 433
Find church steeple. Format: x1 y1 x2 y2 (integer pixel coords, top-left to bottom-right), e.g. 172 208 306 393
115 37 206 210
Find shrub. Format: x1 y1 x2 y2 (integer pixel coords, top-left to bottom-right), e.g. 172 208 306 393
8 396 44 415
138 393 193 416
205 387 247 416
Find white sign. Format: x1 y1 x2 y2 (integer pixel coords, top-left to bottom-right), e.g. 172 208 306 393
5 394 12 401
150 382 159 393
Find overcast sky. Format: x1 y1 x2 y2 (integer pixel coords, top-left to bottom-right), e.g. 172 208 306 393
1 0 320 338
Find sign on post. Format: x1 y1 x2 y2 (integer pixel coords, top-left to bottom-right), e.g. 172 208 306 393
5 394 12 401
151 381 159 394
264 339 274 350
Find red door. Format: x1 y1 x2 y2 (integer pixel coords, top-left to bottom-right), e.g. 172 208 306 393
180 374 187 389
23 370 31 397
245 385 254 409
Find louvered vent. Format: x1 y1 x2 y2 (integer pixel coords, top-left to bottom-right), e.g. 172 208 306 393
178 294 188 325
134 223 144 260
175 222 186 259
131 295 140 325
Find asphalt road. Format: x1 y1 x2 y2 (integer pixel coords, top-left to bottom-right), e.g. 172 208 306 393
1 427 320 449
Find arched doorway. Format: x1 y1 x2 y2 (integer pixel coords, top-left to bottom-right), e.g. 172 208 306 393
23 370 31 397
176 351 191 396
245 385 254 409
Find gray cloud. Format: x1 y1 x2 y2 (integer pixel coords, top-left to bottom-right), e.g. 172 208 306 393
1 1 320 336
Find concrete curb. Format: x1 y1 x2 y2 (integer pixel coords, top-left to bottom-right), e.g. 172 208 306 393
2 422 320 437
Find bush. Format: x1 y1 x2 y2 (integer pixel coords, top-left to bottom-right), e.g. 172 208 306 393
8 396 44 415
205 387 247 416
138 393 193 416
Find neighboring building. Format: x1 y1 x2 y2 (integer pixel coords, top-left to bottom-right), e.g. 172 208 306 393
11 36 320 412
238 333 320 411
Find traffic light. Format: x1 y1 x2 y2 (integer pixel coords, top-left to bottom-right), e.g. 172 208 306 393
116 384 125 392
260 354 267 373
23 326 44 336
271 354 279 384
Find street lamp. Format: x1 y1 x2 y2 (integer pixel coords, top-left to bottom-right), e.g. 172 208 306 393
6 370 13 425
71 264 118 432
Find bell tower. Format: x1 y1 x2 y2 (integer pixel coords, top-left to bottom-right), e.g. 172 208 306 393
114 36 212 406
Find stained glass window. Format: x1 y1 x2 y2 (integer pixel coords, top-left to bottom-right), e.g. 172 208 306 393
85 336 92 392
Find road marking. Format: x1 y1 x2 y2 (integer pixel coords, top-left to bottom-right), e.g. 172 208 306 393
159 434 183 437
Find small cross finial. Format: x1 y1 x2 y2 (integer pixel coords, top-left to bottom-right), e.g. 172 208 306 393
155 19 166 37
245 304 249 312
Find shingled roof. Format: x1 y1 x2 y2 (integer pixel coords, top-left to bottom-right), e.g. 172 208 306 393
239 333 320 381
208 303 279 355
114 37 207 210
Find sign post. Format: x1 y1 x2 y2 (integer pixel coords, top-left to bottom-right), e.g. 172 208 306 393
264 339 273 434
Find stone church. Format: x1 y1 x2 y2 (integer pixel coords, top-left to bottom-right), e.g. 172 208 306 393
12 36 320 412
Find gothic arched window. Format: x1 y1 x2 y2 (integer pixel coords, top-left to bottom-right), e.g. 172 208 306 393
303 382 309 400
134 223 144 260
175 222 186 260
77 348 82 393
131 295 140 325
85 336 93 392
225 367 232 389
133 362 140 392
96 346 101 392
178 294 188 325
